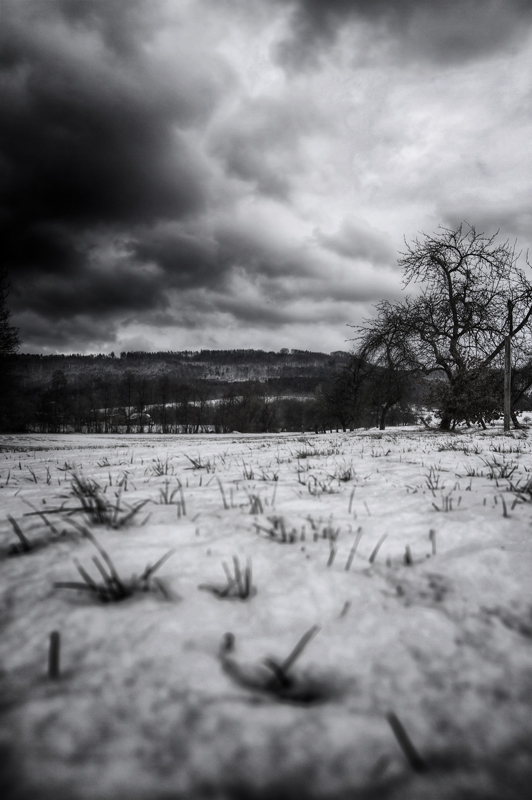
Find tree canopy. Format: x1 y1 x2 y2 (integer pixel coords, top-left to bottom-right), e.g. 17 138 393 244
354 224 532 429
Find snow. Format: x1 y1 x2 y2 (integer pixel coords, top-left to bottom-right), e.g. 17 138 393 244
1 427 532 799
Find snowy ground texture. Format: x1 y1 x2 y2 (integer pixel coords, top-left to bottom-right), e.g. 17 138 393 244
1 428 532 800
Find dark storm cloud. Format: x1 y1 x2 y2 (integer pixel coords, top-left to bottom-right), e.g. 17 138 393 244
0 0 230 322
131 212 311 301
315 219 395 265
17 309 118 352
208 93 326 200
216 222 310 279
132 229 221 290
276 0 532 68
6 0 529 355
20 263 168 319
216 295 302 326
54 0 153 57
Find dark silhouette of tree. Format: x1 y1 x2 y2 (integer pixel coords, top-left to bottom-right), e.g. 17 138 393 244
213 388 238 433
322 349 414 432
118 371 137 432
355 224 532 429
0 267 19 357
98 376 116 433
0 267 21 430
366 363 414 430
189 382 212 433
134 376 151 432
278 398 306 432
78 377 99 432
156 373 172 433
321 369 356 431
175 383 192 432
510 360 532 426
40 370 70 432
429 368 503 429
349 313 415 430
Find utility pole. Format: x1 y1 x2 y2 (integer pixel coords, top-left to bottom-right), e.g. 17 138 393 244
504 300 513 433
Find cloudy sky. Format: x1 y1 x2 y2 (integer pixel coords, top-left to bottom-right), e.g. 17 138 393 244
2 0 532 355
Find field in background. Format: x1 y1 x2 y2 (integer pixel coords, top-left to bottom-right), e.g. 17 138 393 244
1 428 532 800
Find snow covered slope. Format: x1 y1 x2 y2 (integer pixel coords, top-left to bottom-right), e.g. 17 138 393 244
1 429 531 799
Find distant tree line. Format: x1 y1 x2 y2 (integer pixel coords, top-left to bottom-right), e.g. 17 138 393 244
1 341 362 433
0 369 328 434
12 348 346 369
1 358 430 434
1 357 423 434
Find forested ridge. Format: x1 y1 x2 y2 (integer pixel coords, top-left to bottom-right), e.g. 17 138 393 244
9 349 350 388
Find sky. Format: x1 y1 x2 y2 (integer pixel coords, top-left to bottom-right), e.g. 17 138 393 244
2 0 532 356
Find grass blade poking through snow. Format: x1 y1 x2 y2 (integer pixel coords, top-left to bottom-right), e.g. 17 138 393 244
48 631 61 679
345 526 363 571
279 624 320 674
7 515 32 554
348 486 356 514
219 625 328 703
140 549 176 583
198 556 256 599
216 477 229 510
23 499 60 535
368 533 388 564
54 531 174 602
261 625 321 695
386 711 427 772
67 473 150 528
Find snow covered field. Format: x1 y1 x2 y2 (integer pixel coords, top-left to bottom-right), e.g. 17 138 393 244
1 428 532 800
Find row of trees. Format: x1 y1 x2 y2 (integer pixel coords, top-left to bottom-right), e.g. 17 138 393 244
327 224 532 431
2 354 417 434
7 369 344 434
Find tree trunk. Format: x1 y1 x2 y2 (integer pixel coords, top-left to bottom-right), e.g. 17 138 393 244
379 403 390 430
504 335 511 432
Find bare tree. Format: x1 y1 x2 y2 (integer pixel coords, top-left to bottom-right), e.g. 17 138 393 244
351 307 415 430
321 367 358 431
355 224 532 429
